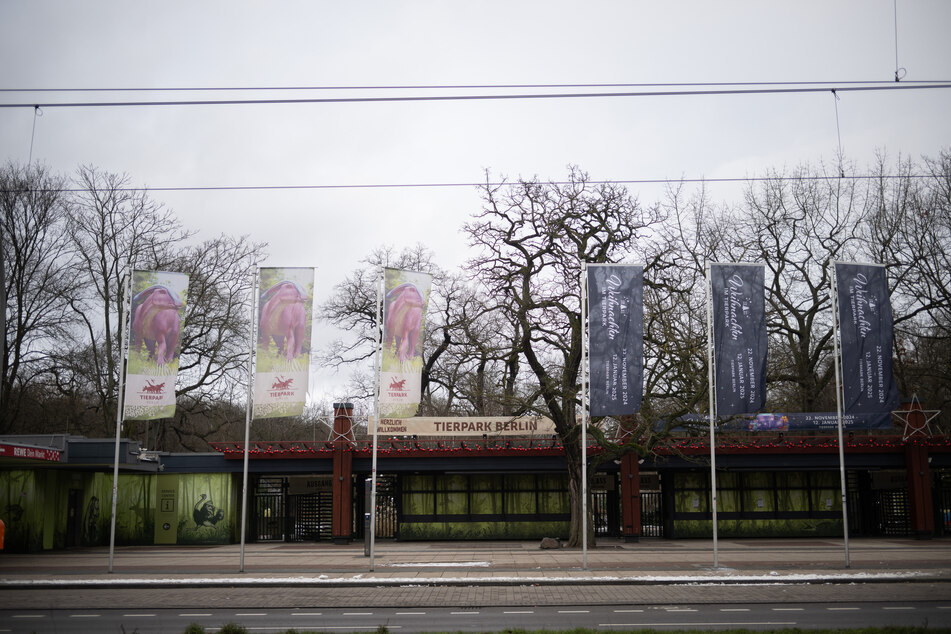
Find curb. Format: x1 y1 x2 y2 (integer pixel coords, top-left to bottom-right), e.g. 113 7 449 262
3 572 947 590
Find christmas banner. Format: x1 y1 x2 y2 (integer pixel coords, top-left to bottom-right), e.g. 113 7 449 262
253 268 314 419
835 262 900 415
587 264 643 416
710 263 767 416
380 268 432 418
124 270 189 420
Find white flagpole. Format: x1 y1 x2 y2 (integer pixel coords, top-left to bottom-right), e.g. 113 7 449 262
580 262 589 570
239 265 259 572
830 262 852 568
705 263 719 568
108 273 132 573
370 270 383 571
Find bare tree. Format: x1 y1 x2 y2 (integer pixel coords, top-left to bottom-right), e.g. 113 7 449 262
0 163 80 432
731 163 870 412
465 167 663 547
63 165 193 427
318 244 447 408
866 151 951 426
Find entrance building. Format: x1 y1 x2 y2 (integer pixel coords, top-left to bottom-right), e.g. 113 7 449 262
2 403 950 551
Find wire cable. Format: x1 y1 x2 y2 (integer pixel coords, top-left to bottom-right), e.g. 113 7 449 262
3 173 937 195
2 82 950 109
2 79 948 93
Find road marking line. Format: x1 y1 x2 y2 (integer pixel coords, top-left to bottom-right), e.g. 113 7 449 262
123 613 156 617
291 612 323 616
343 612 374 616
236 612 268 616
69 614 100 618
504 610 534 614
883 607 915 610
664 608 698 612
721 608 751 612
772 608 804 611
180 613 213 617
600 623 796 628
451 611 480 615
559 610 590 613
396 612 427 615
12 615 45 619
827 607 860 611
294 625 403 631
614 609 644 613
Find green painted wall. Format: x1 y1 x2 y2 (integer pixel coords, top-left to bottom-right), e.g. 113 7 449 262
176 472 235 545
0 470 42 551
0 469 236 551
672 470 843 538
400 473 570 540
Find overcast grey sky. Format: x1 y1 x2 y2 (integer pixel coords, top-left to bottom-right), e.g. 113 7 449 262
2 1 950 403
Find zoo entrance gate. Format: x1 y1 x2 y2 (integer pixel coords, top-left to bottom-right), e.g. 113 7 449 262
248 473 661 542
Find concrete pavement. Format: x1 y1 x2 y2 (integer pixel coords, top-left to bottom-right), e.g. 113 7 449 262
1 537 949 587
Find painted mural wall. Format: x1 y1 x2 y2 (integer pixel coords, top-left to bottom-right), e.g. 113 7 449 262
400 473 570 540
0 470 236 551
672 470 843 537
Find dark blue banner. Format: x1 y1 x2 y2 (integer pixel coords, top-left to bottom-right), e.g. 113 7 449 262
835 263 900 415
587 264 643 416
710 263 767 416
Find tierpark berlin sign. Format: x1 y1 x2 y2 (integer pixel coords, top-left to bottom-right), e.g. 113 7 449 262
370 416 556 437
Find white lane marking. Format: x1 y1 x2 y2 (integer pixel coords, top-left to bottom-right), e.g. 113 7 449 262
288 628 401 631
600 623 796 628
451 611 480 615
291 612 323 616
721 608 751 612
559 610 590 613
504 610 535 614
614 609 644 613
883 607 915 610
827 607 861 611
772 608 805 611
236 612 268 616
180 613 214 617
69 614 100 618
123 613 156 617
343 612 374 616
396 611 427 615
664 608 698 612
12 615 45 618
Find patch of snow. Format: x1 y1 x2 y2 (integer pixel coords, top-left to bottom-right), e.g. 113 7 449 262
0 570 933 588
387 561 492 568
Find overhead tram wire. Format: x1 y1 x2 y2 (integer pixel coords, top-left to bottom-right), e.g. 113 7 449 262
2 79 949 93
9 173 938 195
1 82 950 109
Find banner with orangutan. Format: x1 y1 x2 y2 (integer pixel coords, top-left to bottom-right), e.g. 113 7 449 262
379 268 432 418
123 270 189 420
252 267 314 419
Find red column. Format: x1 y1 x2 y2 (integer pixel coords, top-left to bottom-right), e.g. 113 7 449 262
905 441 934 539
903 401 934 539
620 453 641 542
331 402 354 544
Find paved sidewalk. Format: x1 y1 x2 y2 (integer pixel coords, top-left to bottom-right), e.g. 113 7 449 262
1 537 949 588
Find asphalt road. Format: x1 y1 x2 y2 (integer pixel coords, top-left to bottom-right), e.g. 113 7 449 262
2 582 950 633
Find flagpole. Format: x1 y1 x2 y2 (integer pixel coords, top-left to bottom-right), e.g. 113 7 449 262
580 262 588 570
705 262 719 568
239 265 259 572
370 270 383 572
108 272 132 573
830 262 852 568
